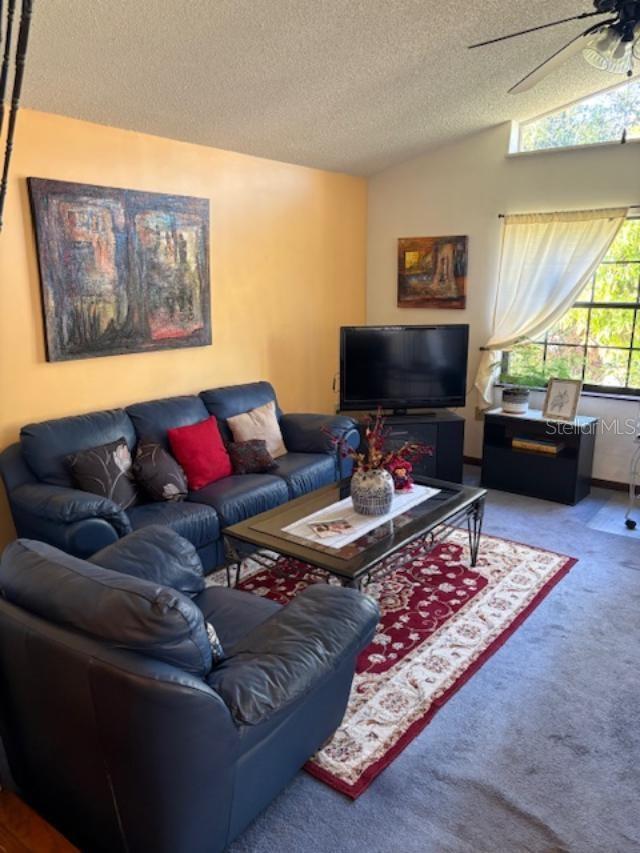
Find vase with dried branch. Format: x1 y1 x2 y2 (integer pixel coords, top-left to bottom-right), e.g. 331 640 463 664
326 409 432 515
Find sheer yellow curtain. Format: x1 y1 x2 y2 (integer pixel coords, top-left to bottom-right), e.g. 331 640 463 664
475 207 629 407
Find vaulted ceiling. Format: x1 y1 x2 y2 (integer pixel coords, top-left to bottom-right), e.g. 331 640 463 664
22 0 625 175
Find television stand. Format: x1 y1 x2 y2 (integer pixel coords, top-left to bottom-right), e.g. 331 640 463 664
481 408 597 504
342 410 465 483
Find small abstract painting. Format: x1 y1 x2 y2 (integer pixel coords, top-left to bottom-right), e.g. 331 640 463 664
28 178 211 361
398 235 468 309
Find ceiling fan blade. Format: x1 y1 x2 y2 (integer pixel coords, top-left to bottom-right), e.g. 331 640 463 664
508 20 614 94
469 10 604 50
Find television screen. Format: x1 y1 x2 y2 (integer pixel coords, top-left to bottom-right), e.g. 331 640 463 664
340 325 469 411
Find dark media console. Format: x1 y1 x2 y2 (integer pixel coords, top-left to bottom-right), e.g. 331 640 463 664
342 410 465 484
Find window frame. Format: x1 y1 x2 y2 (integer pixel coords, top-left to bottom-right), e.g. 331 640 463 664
502 217 640 398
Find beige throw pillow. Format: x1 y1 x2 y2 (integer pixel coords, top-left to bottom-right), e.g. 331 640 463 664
226 400 287 460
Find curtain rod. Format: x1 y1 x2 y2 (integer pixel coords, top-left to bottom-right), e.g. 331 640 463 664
498 205 640 219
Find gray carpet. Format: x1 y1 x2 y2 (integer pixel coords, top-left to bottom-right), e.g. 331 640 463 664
230 469 640 853
587 491 640 540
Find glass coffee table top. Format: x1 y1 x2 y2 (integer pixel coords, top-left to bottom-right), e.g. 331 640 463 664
223 475 487 585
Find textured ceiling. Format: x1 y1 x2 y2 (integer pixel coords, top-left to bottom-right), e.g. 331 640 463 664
21 0 628 175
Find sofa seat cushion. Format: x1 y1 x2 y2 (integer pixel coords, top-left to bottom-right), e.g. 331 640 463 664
194 586 281 651
272 452 336 498
207 584 380 725
0 539 213 677
127 501 219 550
188 475 289 527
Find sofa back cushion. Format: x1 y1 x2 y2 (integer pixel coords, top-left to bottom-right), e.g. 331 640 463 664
126 396 210 448
200 382 282 442
20 409 136 488
89 525 206 598
0 539 212 677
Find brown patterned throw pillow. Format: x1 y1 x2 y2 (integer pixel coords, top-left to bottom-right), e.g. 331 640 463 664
66 437 139 510
227 440 275 475
133 440 188 502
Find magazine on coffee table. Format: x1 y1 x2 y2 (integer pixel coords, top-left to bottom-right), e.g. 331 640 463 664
282 484 440 550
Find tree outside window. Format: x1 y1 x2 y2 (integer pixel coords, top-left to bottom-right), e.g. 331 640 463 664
519 78 640 152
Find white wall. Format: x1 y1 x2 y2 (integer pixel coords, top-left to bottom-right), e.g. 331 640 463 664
367 123 640 483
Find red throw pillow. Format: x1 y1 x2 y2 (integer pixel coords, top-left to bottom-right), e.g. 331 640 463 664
168 417 232 491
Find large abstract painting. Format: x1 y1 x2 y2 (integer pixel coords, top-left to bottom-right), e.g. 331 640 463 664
398 235 468 309
28 178 211 361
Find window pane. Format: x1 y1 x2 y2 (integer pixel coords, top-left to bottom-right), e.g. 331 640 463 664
603 219 640 262
576 277 595 302
545 345 584 380
593 264 639 303
629 352 640 389
519 79 640 152
547 308 588 344
584 348 629 387
588 308 634 347
503 344 544 385
634 313 640 348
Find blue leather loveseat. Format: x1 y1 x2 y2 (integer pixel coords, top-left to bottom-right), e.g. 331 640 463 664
0 381 359 572
0 527 379 852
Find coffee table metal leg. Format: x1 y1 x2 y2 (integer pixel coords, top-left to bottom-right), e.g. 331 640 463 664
467 497 485 567
223 536 242 587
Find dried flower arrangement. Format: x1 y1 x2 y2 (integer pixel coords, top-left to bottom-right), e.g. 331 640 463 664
326 409 432 491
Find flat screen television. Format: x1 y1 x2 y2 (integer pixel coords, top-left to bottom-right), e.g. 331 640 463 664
340 325 469 412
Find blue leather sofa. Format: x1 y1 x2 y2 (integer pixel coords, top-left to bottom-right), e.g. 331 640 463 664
0 381 359 572
0 527 379 852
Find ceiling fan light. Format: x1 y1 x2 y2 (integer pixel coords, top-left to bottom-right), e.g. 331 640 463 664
583 46 611 69
606 41 635 74
582 27 620 70
582 25 637 75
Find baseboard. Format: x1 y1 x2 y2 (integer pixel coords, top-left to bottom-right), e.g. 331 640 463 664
464 456 627 491
591 477 628 492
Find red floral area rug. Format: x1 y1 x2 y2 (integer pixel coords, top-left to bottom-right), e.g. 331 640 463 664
214 530 577 799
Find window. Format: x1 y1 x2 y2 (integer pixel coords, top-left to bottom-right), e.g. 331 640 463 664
518 78 640 153
502 218 640 396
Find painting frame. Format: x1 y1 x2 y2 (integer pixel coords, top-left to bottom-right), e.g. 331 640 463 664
397 235 468 309
542 378 583 422
28 177 211 362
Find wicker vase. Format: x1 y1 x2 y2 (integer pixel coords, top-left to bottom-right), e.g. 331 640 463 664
350 468 394 516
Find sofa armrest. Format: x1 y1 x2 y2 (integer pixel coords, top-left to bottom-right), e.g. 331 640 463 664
280 413 359 455
11 483 132 537
207 584 379 725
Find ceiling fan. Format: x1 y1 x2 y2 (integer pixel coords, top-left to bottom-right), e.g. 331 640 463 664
469 0 640 94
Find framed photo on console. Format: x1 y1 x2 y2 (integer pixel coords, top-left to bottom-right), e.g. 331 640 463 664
542 378 582 421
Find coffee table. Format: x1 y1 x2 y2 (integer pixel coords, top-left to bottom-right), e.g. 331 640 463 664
222 475 487 590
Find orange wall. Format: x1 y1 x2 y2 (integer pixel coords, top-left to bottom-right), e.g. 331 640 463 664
0 109 367 545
